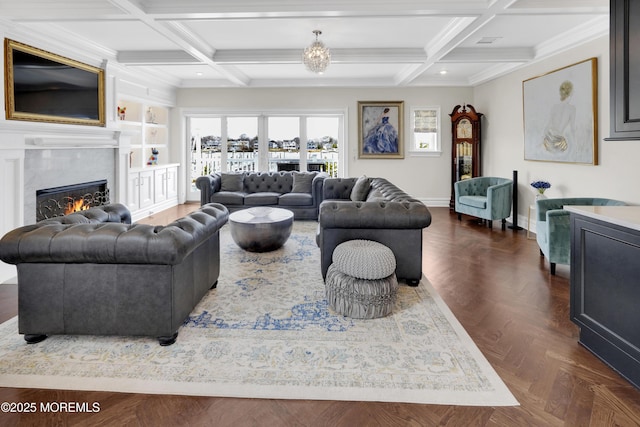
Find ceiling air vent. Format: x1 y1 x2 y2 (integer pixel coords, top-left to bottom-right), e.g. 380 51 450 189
477 37 502 44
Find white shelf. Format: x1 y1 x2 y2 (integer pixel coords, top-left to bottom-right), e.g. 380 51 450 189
117 99 170 170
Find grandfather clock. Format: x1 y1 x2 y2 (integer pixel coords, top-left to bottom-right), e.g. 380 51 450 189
449 104 482 210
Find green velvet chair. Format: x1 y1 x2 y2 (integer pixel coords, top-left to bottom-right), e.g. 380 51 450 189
535 197 627 274
454 177 513 230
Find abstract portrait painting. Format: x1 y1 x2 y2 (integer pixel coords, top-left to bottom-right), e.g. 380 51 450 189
522 58 598 164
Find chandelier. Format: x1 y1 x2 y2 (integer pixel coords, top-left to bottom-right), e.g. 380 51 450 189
303 30 331 74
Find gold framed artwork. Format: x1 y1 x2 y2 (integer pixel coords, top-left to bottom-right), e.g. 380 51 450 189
522 58 598 164
4 38 106 127
358 101 404 159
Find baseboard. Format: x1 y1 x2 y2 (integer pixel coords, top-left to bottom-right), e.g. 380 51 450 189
418 197 450 208
0 262 17 285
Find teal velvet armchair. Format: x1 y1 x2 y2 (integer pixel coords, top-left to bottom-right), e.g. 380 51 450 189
454 177 513 230
535 197 627 274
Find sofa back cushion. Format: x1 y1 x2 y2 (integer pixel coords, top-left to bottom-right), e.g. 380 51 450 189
291 171 317 193
244 172 294 194
220 173 244 192
350 175 371 201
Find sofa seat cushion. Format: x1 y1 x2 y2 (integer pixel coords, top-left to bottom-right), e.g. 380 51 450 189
458 195 487 209
211 192 246 206
279 193 313 206
245 192 280 206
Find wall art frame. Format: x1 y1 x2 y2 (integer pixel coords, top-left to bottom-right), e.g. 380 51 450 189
4 38 106 127
522 58 598 165
358 100 404 159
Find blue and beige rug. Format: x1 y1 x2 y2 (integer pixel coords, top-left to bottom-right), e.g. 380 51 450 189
0 222 518 406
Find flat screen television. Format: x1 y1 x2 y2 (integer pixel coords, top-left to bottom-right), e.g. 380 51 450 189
4 39 105 126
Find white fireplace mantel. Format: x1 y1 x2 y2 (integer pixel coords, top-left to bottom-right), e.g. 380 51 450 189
31 135 119 147
0 121 133 283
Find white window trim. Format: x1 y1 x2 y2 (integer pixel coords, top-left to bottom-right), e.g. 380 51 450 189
409 106 442 157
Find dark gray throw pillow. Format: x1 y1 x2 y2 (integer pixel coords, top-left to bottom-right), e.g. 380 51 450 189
291 171 316 193
350 175 371 201
220 173 244 192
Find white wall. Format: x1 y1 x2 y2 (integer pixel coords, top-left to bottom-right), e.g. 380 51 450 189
474 35 639 227
176 86 473 205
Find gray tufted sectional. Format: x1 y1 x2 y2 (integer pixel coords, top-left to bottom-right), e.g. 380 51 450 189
316 177 432 285
195 171 328 219
0 202 229 345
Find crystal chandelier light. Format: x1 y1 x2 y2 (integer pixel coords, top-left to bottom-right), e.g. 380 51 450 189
303 30 331 74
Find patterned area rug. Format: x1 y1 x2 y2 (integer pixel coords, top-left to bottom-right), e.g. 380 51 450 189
0 221 518 406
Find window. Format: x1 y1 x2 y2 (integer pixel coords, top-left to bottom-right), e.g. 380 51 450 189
189 117 222 194
268 117 300 172
410 107 441 156
187 111 344 201
226 117 259 172
306 117 340 176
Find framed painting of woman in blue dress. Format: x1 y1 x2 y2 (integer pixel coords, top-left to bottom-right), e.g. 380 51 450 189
358 101 404 159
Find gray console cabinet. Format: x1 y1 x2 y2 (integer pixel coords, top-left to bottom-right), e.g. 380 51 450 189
569 206 640 389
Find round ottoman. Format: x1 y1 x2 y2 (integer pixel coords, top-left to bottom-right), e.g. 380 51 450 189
325 240 398 319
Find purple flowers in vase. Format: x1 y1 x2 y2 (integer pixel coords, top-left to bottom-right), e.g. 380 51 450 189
531 180 551 198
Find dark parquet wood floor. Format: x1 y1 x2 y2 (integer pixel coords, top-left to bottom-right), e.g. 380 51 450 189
1 205 639 426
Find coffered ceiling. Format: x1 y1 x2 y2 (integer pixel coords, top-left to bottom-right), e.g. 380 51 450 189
0 0 609 88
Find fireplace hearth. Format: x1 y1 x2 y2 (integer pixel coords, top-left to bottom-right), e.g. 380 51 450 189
36 180 110 221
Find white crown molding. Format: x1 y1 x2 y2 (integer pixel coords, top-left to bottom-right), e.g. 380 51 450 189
468 62 526 86
534 15 608 59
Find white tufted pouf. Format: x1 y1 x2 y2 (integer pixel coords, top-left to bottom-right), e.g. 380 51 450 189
325 240 398 319
331 239 396 279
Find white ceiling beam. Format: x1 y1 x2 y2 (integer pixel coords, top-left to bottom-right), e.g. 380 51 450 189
118 50 202 65
441 47 535 63
142 0 489 19
212 48 426 64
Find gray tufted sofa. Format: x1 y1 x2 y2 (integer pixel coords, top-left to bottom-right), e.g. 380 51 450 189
0 202 229 345
195 171 328 219
316 177 432 285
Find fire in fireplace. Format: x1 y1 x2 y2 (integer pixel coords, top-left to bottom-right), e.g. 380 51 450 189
36 180 110 221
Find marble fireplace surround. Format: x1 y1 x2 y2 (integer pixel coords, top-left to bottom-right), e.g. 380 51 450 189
0 127 130 226
25 148 116 224
0 127 132 283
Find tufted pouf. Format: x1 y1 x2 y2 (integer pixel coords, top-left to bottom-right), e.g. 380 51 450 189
325 240 398 319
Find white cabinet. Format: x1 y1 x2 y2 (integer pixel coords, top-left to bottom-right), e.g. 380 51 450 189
167 166 178 199
127 173 141 212
154 168 168 203
139 170 155 209
128 164 180 221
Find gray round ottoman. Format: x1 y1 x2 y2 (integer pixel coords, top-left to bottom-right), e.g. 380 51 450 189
325 240 398 319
